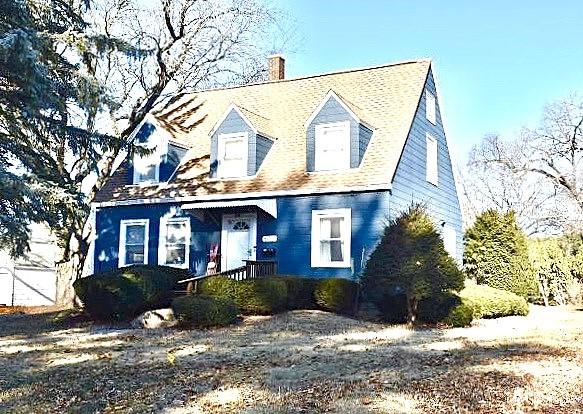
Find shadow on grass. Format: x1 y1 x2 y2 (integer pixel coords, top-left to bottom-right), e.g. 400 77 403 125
0 309 582 413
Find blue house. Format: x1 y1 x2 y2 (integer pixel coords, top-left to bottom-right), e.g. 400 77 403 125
91 57 462 280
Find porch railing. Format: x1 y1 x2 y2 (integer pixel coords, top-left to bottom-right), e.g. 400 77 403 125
177 260 277 295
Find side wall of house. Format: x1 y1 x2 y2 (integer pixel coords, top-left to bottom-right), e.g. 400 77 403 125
389 68 463 260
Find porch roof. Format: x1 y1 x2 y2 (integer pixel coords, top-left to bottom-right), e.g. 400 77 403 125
181 198 277 218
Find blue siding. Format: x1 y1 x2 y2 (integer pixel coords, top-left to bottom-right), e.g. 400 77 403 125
306 95 370 171
256 134 273 171
389 68 463 261
210 109 271 177
94 191 390 280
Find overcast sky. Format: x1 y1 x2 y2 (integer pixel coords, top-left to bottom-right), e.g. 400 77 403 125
273 0 583 164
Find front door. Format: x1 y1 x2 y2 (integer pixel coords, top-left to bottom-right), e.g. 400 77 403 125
221 213 257 271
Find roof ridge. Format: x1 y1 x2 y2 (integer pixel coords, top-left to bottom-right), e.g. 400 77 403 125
194 58 432 94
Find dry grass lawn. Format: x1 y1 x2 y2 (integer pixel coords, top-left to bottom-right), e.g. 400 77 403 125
1 305 582 413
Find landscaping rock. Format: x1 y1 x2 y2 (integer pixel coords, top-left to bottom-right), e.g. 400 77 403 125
131 308 178 329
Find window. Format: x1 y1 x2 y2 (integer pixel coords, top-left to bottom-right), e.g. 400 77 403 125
442 225 457 258
218 133 248 178
311 208 351 268
426 133 438 185
119 219 149 266
426 91 436 124
314 121 350 171
158 217 190 268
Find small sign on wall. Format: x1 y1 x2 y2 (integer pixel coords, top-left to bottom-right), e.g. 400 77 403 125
262 235 277 243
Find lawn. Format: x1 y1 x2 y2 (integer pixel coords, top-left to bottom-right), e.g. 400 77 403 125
1 306 582 413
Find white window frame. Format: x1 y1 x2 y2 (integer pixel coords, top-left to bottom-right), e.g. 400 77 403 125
314 121 351 171
442 225 457 258
426 133 438 186
217 132 248 178
132 151 160 185
311 208 351 268
158 217 191 269
119 219 149 267
426 90 436 125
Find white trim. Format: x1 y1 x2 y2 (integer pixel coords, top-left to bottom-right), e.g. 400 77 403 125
426 133 438 186
209 104 258 138
311 208 351 268
314 120 351 172
118 219 149 267
220 213 257 271
93 183 392 208
158 216 191 269
442 224 457 258
132 152 160 185
304 90 373 130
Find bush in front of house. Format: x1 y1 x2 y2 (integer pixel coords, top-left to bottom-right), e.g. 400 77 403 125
314 278 358 315
442 301 475 327
273 276 319 310
460 281 529 318
464 210 538 299
74 265 190 320
418 291 463 324
172 295 239 328
199 276 288 315
362 204 464 324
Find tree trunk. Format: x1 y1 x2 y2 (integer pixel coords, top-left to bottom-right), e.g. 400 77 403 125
406 294 418 326
55 241 89 307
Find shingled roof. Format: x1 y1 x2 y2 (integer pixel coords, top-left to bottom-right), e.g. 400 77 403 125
95 59 432 204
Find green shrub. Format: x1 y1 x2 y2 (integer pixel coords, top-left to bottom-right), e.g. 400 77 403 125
460 281 529 318
172 295 238 328
273 276 319 310
314 278 358 315
74 265 190 321
200 276 288 315
464 210 538 299
234 278 288 314
362 204 464 324
418 292 462 324
376 291 408 323
443 302 475 327
198 276 238 298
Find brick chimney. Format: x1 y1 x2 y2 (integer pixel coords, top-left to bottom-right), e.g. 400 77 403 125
268 55 285 81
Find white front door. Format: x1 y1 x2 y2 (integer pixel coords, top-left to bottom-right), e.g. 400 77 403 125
221 213 257 271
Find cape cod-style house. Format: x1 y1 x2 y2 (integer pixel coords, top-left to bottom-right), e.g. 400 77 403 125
90 57 463 280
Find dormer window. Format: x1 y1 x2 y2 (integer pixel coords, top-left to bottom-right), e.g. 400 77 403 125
218 132 248 178
132 121 166 185
314 121 350 171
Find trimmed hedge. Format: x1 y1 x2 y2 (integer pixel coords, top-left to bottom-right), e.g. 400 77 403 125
460 281 529 318
314 278 358 315
172 295 238 328
418 292 462 324
273 276 319 310
199 276 288 315
443 302 475 327
74 265 190 320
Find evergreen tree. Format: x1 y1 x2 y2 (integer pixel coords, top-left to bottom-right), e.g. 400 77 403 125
362 205 464 325
464 210 538 298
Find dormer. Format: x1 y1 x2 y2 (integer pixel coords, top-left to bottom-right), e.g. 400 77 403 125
209 104 274 179
130 117 188 185
305 90 373 172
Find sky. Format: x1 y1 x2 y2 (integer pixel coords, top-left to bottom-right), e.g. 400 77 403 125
272 0 583 163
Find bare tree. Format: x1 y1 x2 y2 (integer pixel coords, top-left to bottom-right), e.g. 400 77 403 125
466 96 583 235
53 0 288 303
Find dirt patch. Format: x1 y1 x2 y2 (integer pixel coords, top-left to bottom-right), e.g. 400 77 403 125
1 306 582 413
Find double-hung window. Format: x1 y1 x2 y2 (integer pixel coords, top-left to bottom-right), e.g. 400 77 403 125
158 217 190 268
119 219 149 266
314 121 350 171
132 122 161 184
218 132 248 178
426 133 438 186
311 208 351 268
